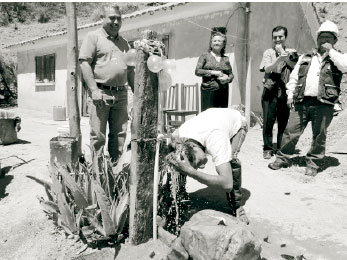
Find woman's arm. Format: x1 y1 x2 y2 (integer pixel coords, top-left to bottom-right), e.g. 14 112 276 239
195 53 223 77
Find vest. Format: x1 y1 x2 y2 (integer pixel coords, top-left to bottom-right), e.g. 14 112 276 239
293 52 343 105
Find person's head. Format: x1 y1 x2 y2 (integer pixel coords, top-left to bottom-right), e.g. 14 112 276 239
101 5 122 37
272 25 288 47
316 20 338 52
209 32 227 56
183 139 208 169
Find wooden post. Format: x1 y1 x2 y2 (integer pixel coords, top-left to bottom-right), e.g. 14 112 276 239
245 57 252 125
152 140 160 240
65 2 81 155
129 30 160 244
244 3 252 125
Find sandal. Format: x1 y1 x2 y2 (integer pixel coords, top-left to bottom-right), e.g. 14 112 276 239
236 206 250 225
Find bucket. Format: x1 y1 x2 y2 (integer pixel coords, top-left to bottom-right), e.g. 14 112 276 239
53 106 66 121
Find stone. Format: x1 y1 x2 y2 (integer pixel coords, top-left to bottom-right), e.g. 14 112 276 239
158 226 177 247
166 237 189 260
50 136 79 170
0 109 21 145
179 210 261 260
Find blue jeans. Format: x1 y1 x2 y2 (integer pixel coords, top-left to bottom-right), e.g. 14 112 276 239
88 88 128 173
276 97 334 169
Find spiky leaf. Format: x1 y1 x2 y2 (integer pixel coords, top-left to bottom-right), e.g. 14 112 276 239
37 196 59 214
26 175 52 190
115 192 129 232
59 167 88 209
84 210 107 237
56 192 77 234
92 180 116 236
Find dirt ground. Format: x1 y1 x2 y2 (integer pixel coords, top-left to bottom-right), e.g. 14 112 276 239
1 107 347 260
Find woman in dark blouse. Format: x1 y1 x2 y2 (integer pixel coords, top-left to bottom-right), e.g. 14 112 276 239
195 32 234 111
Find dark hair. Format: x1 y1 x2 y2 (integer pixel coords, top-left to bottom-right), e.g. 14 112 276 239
272 25 288 38
208 32 227 56
183 141 197 167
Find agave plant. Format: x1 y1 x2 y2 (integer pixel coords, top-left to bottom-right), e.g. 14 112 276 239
28 154 130 247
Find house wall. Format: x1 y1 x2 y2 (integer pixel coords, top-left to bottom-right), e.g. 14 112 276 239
14 2 318 114
17 44 68 113
249 2 317 113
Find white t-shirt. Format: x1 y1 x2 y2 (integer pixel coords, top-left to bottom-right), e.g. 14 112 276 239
172 108 244 166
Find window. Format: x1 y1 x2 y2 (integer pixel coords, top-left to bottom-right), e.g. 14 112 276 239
35 54 55 83
162 34 169 58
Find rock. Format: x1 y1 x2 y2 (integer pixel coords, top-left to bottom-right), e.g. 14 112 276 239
166 237 189 260
158 226 177 246
0 109 20 145
179 210 261 260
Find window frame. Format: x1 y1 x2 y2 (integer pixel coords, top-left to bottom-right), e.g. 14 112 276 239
35 53 56 85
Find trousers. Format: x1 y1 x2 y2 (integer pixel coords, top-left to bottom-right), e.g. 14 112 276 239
201 86 228 112
276 97 334 169
226 120 248 214
88 87 128 174
261 87 290 152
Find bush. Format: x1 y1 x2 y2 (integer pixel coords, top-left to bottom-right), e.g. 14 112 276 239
37 11 50 23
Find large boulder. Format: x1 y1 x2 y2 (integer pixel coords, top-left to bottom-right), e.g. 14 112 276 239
178 210 261 260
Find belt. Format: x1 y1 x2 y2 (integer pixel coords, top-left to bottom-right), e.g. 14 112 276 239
97 83 126 91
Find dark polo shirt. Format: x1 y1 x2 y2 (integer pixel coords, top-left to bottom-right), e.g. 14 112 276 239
79 28 130 87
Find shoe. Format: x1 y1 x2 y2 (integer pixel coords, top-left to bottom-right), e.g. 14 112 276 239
236 206 250 225
268 159 289 170
263 151 272 159
305 167 318 176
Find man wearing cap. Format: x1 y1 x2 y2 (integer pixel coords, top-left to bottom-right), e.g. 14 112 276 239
79 5 134 173
260 26 298 160
268 20 347 176
168 108 249 224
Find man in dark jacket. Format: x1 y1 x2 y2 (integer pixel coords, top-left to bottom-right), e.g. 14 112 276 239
260 26 298 159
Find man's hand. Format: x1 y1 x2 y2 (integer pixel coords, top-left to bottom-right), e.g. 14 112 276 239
91 89 103 107
321 42 333 52
167 152 194 176
287 97 294 109
275 44 286 55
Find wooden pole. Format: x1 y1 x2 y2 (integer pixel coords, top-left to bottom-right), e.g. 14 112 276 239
129 30 160 245
152 140 160 240
245 57 252 125
65 2 81 155
244 2 251 125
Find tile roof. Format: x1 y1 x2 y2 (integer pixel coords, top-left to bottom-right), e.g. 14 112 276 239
4 2 186 49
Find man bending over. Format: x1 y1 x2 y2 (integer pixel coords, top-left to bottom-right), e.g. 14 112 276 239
168 108 249 224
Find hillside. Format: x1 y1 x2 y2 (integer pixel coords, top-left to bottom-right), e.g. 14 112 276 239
0 2 152 63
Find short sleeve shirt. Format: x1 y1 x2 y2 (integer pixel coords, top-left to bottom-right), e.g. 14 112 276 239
172 108 244 166
79 28 130 86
